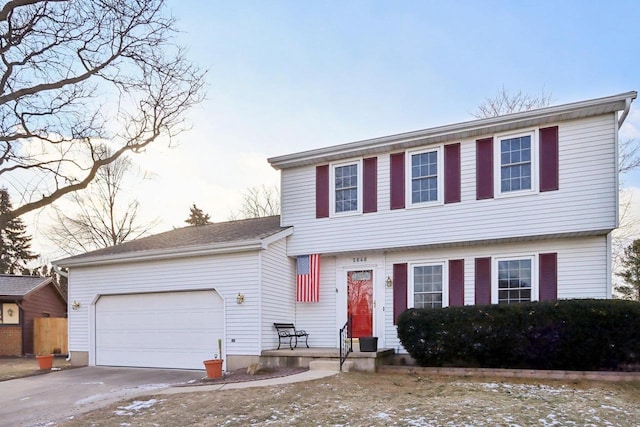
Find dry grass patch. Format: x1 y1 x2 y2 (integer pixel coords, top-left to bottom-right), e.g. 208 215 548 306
0 356 72 382
61 372 640 426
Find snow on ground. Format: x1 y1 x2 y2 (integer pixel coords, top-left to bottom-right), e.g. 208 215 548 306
114 399 160 416
75 383 171 406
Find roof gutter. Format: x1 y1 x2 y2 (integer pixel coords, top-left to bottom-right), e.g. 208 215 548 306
52 264 69 278
54 239 265 268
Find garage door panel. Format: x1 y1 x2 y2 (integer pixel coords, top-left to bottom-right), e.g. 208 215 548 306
96 291 224 370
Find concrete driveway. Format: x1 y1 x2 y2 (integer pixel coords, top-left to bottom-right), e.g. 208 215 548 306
0 366 204 427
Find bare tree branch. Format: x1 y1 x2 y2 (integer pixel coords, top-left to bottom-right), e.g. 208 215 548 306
47 151 160 255
472 86 552 119
229 185 280 220
0 0 206 230
474 87 639 178
619 138 640 178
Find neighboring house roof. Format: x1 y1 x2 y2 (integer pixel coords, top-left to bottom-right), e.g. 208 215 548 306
0 275 54 299
55 215 293 268
268 91 637 170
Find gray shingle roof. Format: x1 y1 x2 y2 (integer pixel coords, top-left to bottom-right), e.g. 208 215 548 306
56 215 289 264
0 275 52 298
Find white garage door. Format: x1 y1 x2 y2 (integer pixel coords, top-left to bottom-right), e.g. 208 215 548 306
95 290 224 369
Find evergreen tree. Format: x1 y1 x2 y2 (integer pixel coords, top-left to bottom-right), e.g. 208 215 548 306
616 239 640 301
185 204 211 226
0 188 37 274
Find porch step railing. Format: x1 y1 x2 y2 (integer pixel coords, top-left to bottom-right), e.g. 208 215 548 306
339 315 353 372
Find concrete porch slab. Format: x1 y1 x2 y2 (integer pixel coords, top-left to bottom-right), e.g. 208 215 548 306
260 347 394 372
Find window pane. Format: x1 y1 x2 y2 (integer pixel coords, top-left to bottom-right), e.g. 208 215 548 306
414 265 443 309
334 164 358 212
411 151 438 204
497 259 532 304
500 135 532 192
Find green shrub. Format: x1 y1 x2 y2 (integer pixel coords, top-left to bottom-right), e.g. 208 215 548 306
396 299 640 371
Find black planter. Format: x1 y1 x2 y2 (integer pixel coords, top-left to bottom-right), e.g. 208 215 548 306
359 336 378 352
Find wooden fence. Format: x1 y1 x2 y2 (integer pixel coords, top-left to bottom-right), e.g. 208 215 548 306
34 317 68 355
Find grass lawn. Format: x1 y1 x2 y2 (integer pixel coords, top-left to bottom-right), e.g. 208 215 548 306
59 371 640 426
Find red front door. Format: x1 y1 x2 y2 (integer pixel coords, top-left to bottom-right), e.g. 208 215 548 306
347 270 373 337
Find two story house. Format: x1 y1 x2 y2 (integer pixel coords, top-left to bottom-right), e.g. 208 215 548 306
56 91 636 370
268 90 637 353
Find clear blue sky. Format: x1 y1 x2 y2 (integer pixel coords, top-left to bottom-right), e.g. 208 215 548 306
29 0 640 259
161 0 640 177
170 0 639 135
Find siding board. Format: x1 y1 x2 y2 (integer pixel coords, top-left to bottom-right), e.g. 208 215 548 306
294 256 336 346
383 236 607 352
260 239 296 349
68 251 265 357
282 115 617 256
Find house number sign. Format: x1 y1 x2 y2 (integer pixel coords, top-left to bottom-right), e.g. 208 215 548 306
352 257 367 263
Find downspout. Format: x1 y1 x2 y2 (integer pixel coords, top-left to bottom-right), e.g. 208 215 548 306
618 97 632 128
52 264 72 361
257 250 263 354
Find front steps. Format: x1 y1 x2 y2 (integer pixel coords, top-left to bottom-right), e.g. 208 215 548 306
309 359 355 372
260 347 394 372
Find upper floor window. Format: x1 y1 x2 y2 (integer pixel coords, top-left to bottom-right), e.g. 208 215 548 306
494 257 536 304
410 262 447 309
494 131 537 196
407 147 443 206
331 160 362 215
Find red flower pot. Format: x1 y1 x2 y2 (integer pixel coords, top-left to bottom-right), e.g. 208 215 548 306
203 359 223 378
36 354 54 370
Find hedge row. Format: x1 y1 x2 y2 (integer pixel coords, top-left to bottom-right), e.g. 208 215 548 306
396 299 640 371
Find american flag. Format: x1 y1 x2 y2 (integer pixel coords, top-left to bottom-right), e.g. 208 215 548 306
296 254 320 302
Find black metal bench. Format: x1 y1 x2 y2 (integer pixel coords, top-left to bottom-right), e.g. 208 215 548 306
274 323 309 350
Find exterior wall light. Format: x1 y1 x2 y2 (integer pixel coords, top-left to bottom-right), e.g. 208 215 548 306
72 301 81 310
386 276 393 288
236 293 245 304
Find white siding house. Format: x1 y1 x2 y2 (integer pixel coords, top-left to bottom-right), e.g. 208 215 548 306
57 91 636 369
268 91 636 351
56 216 294 370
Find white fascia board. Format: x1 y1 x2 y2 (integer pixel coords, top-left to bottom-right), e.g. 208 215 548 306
268 91 637 170
260 227 293 249
54 240 265 268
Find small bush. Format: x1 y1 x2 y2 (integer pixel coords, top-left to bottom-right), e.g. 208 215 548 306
397 299 640 371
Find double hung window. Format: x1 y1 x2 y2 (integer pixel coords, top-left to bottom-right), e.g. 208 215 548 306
500 135 531 192
407 147 442 206
410 263 447 309
494 131 537 196
331 161 361 215
495 257 535 304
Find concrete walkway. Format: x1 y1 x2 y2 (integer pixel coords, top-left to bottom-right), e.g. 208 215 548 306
160 369 338 394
